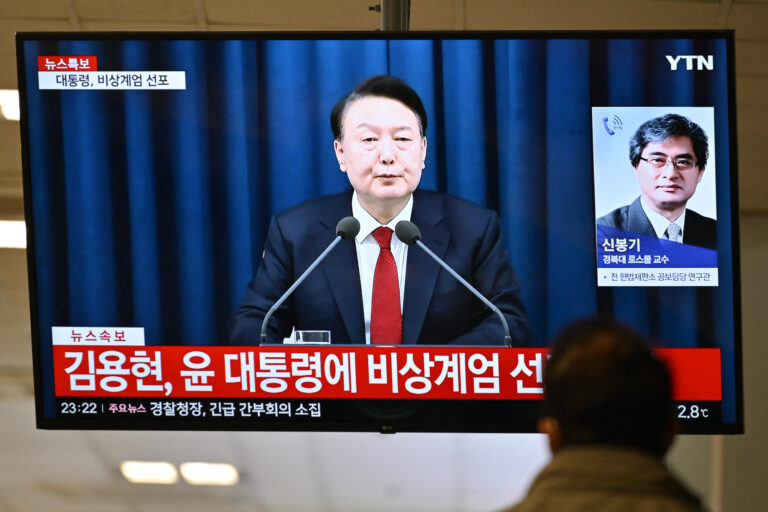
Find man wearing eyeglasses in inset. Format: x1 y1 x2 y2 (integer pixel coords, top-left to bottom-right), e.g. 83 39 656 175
597 113 716 250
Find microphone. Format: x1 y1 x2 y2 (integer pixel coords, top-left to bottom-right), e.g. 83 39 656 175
259 216 360 344
395 220 513 347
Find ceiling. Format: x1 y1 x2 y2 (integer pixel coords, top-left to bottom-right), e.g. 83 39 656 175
1 1 767 511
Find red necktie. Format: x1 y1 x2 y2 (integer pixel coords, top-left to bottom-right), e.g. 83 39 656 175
370 227 402 344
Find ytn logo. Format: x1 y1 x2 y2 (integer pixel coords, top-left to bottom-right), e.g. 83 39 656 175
665 55 714 71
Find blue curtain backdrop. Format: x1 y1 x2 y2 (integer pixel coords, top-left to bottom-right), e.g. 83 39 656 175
22 36 736 421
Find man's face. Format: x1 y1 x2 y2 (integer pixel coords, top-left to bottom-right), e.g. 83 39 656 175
334 96 426 209
632 136 704 214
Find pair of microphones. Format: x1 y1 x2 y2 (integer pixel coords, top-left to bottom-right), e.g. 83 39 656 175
259 216 512 346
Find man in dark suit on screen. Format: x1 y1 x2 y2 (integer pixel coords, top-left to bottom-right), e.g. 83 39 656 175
597 114 717 250
228 75 529 346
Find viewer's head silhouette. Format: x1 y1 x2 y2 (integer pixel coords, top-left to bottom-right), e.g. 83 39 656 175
540 318 676 457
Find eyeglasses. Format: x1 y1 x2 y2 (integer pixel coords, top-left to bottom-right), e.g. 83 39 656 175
639 156 698 172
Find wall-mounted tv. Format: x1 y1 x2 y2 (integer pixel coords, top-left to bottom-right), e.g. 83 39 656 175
17 31 742 433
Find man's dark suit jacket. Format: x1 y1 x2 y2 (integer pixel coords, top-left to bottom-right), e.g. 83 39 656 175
596 197 717 250
228 189 530 346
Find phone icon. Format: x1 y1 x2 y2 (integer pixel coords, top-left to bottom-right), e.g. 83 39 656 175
602 116 615 135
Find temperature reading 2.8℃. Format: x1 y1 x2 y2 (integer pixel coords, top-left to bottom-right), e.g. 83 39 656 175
678 404 709 419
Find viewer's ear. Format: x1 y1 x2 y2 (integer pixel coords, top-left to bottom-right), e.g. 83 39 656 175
662 417 680 455
538 416 563 453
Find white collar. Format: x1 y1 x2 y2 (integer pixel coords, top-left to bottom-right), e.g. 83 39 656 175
640 196 686 239
352 191 414 243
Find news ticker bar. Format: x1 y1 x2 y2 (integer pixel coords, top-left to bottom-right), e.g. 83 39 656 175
53 345 722 402
53 397 722 428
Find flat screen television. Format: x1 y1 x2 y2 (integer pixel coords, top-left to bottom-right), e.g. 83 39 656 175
17 31 742 433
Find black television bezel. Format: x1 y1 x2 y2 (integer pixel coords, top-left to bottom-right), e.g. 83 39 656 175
16 30 743 435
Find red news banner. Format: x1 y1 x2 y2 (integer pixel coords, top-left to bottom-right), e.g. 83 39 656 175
53 346 722 401
37 55 97 71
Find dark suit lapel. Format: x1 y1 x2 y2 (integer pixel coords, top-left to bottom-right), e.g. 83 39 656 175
313 193 365 343
403 191 450 345
626 197 656 237
682 208 717 250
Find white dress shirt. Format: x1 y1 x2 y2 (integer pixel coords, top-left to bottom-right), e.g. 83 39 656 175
640 196 687 242
351 191 412 344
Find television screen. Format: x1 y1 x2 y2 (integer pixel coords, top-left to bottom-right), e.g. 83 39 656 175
17 31 742 433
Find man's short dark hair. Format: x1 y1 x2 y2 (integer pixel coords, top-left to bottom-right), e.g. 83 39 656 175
629 113 709 170
544 318 673 456
330 75 428 141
